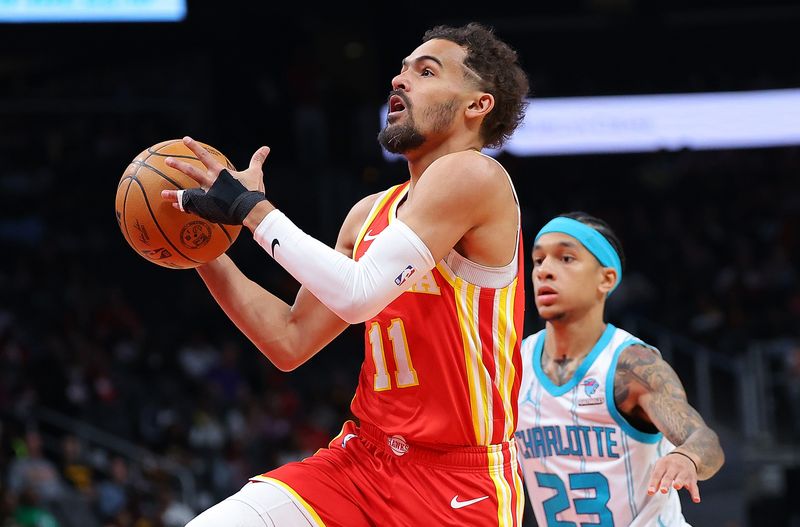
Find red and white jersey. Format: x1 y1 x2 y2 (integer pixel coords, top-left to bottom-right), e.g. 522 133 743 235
350 167 525 447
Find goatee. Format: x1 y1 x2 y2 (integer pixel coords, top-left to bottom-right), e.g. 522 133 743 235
377 122 425 154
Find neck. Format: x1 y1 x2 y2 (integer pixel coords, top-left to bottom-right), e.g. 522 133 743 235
404 138 483 180
544 305 607 362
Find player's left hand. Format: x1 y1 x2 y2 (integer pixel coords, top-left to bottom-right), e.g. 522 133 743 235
163 136 270 194
647 451 701 503
161 136 271 225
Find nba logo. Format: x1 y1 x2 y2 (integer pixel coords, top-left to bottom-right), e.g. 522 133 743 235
395 265 416 286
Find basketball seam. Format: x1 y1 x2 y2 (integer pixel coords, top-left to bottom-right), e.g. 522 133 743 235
120 176 135 247
132 159 185 189
138 146 235 245
133 157 236 245
128 177 203 265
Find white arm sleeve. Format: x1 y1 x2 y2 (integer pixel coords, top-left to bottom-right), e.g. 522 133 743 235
253 210 436 324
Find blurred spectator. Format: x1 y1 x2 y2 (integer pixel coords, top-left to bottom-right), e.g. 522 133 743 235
204 340 245 404
94 457 129 522
59 435 93 498
157 486 194 527
6 430 67 508
177 332 219 382
11 488 59 527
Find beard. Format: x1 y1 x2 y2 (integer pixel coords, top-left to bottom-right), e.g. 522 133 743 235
377 97 458 154
377 120 425 154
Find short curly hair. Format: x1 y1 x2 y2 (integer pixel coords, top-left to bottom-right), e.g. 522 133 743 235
422 22 530 149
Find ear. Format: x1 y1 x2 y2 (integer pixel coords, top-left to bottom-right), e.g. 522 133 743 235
598 267 618 296
465 92 494 120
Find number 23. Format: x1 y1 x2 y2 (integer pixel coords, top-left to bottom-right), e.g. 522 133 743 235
535 471 614 527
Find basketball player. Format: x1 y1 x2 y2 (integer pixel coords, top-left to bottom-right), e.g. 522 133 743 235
161 23 530 526
515 212 725 526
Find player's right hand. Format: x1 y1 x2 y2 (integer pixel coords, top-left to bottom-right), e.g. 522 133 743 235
647 450 701 503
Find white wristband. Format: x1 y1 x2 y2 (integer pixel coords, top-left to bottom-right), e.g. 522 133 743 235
254 210 435 324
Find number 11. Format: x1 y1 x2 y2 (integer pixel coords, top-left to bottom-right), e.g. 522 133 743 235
368 318 419 391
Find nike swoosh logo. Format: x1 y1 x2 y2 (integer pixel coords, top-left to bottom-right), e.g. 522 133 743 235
270 238 280 257
362 230 378 242
341 433 357 448
450 495 489 509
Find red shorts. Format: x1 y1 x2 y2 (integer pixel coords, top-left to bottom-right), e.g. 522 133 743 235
251 420 524 527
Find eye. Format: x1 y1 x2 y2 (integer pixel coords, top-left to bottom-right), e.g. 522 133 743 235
533 257 543 266
421 67 434 77
562 255 575 263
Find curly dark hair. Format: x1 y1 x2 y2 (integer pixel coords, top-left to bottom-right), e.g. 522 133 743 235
422 22 530 149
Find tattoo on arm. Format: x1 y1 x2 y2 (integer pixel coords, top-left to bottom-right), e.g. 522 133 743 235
615 345 725 480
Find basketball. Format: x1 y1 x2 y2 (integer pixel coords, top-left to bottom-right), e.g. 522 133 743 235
114 139 242 269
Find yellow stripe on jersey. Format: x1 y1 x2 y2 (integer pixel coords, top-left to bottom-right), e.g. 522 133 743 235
493 287 512 440
499 279 519 439
506 280 520 436
353 184 402 256
510 441 525 526
488 448 514 527
439 261 523 445
470 283 494 443
249 477 326 526
386 184 408 225
453 275 493 445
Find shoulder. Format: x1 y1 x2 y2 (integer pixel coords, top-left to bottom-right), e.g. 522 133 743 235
617 343 661 371
422 151 508 190
614 342 677 394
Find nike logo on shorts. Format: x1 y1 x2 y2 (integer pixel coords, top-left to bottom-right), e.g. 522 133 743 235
450 495 489 509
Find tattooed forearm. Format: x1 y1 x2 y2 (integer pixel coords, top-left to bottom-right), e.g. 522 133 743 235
615 345 725 480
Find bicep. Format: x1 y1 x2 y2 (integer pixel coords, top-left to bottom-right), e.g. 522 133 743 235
400 157 497 262
620 345 709 445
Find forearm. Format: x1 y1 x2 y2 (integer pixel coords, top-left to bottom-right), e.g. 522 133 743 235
247 207 435 324
195 255 301 371
617 345 725 481
671 427 725 480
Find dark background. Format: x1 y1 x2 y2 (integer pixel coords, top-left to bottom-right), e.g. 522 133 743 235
1 1 799 526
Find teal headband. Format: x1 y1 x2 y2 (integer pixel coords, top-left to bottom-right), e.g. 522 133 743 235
535 217 623 294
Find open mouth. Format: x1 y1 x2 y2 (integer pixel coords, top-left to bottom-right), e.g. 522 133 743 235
389 94 407 115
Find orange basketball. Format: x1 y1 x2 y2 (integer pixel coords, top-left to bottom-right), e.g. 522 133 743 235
114 139 242 269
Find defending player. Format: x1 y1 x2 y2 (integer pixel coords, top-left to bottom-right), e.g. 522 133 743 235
162 23 530 526
515 212 725 526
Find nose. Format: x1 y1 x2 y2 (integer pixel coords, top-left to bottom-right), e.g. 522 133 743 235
391 71 409 92
534 257 555 283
